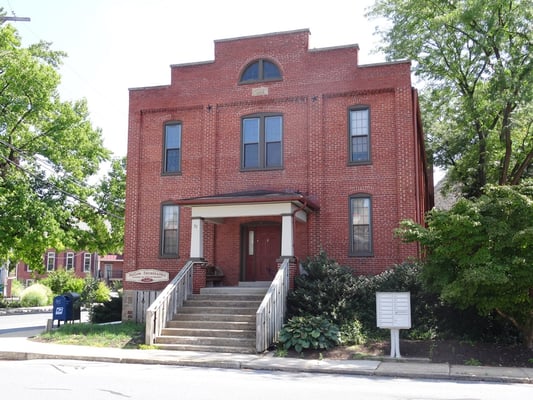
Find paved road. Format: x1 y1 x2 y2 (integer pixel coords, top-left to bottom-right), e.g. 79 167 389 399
0 311 89 337
1 359 530 400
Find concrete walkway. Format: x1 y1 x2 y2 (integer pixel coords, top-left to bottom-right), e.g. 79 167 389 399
0 336 531 384
1 306 531 384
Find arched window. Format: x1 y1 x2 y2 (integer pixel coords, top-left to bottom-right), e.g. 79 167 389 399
240 59 282 83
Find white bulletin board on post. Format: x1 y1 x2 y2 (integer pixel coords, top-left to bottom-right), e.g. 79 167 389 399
376 292 412 329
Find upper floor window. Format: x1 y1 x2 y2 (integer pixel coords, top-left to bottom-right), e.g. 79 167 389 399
242 114 283 170
161 204 180 257
240 59 281 83
46 252 55 272
83 253 92 273
349 107 370 163
66 252 74 270
163 122 182 174
350 194 373 256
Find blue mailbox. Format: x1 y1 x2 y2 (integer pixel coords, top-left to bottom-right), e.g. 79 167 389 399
52 292 81 327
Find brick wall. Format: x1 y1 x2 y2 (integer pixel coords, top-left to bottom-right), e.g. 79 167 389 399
124 29 432 297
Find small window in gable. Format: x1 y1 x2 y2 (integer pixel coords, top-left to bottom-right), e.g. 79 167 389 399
240 59 281 83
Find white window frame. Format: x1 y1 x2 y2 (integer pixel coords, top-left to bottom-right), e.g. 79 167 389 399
66 252 75 270
46 252 56 272
83 253 92 273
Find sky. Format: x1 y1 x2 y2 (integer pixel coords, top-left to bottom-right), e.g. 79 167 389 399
2 0 386 160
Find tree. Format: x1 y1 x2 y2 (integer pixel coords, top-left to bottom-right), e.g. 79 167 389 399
369 0 533 197
0 17 116 272
397 181 533 348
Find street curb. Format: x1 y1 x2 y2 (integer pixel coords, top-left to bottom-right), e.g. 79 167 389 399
0 349 531 384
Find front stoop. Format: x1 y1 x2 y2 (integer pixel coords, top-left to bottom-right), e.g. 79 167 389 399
153 284 268 354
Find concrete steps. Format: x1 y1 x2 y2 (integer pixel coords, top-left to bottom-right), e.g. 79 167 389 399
153 284 268 354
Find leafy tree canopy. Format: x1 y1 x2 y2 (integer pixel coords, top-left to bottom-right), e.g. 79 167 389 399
369 0 533 197
0 17 124 272
397 180 533 348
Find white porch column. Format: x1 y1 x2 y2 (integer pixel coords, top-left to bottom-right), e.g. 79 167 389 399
281 214 294 257
190 218 204 259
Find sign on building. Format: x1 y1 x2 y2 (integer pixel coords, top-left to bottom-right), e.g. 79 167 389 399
125 269 169 284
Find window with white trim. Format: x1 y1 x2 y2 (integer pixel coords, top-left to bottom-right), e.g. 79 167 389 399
66 252 74 270
83 253 91 273
46 252 55 272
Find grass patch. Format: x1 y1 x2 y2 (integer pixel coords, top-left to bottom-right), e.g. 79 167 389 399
36 322 145 349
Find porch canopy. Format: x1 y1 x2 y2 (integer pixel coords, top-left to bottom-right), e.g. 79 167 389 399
173 190 319 259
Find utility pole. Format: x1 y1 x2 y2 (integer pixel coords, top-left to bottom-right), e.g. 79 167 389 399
0 16 30 22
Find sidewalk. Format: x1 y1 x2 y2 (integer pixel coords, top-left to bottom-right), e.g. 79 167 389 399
0 336 531 384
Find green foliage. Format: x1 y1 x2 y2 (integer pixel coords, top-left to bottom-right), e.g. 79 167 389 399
41 269 84 295
0 21 125 273
38 321 144 348
81 276 111 306
287 251 359 326
20 283 53 307
339 319 365 346
90 296 122 323
369 0 533 196
397 181 533 348
278 316 340 354
10 279 23 297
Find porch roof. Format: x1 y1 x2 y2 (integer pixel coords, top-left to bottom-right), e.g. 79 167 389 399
174 190 319 209
173 190 319 223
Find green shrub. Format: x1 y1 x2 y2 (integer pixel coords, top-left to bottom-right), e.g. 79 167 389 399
20 283 53 307
10 280 24 297
278 316 340 353
81 277 110 305
90 296 122 323
42 269 84 295
287 251 359 326
340 319 366 345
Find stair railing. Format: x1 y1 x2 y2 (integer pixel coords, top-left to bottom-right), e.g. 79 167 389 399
145 260 198 345
256 258 290 352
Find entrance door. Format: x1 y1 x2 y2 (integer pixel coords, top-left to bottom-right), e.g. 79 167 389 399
243 224 281 281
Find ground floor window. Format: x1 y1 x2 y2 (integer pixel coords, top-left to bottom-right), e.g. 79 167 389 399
350 194 372 256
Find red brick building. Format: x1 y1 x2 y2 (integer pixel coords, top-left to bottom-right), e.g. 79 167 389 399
10 251 123 293
123 30 433 321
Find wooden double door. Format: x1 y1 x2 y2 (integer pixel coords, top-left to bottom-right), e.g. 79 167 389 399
242 224 281 282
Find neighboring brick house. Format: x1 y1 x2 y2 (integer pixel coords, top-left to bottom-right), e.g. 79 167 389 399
123 29 433 321
11 251 123 293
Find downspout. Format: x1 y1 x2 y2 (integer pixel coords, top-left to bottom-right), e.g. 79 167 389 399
290 198 308 259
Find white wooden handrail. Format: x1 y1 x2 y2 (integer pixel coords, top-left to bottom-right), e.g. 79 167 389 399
145 260 200 345
255 258 290 352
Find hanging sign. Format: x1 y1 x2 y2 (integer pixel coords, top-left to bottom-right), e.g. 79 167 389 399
125 269 169 283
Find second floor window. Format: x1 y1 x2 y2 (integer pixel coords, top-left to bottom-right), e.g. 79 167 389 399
242 114 283 170
163 122 182 173
349 107 370 163
46 252 55 272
